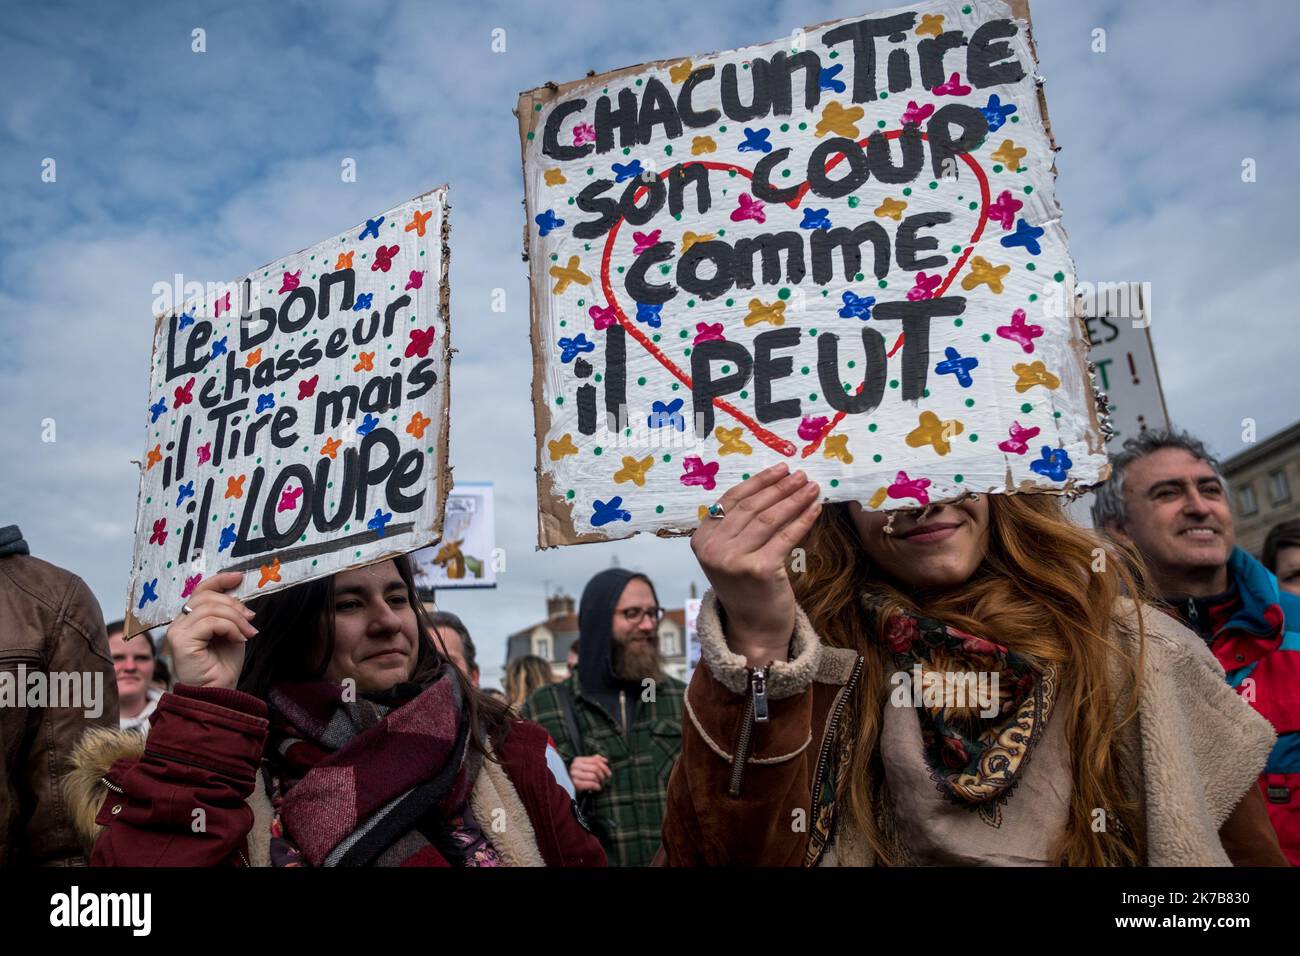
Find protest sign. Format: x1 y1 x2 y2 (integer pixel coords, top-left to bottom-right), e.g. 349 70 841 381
519 0 1108 546
125 188 451 634
1080 283 1167 445
411 482 498 590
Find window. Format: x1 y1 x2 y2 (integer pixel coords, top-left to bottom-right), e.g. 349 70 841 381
660 625 679 657
1269 470 1291 506
534 634 552 661
1237 484 1258 517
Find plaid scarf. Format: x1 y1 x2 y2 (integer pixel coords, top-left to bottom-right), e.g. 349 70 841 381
263 674 501 867
878 606 1057 825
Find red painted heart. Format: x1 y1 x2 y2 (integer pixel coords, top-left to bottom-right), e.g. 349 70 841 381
597 130 991 458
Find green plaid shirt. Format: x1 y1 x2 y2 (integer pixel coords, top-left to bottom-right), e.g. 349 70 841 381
522 671 685 867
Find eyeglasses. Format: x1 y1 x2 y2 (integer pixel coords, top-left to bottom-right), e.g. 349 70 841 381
617 606 664 624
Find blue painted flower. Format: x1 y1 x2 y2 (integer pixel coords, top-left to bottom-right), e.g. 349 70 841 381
635 302 663 328
935 347 979 388
1029 446 1073 482
647 398 686 432
176 480 195 507
591 496 632 527
1000 218 1044 256
149 397 168 423
359 216 385 240
352 292 374 312
738 127 772 153
800 208 831 231
838 290 876 320
980 94 1017 132
535 209 565 236
557 333 596 363
819 64 846 93
209 336 228 360
178 310 195 330
367 508 393 536
611 160 645 183
136 578 158 609
218 523 237 552
255 393 275 414
357 413 379 436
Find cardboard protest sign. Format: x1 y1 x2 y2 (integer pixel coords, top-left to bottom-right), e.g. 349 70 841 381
411 483 498 590
1080 283 1167 445
125 187 451 633
519 0 1108 547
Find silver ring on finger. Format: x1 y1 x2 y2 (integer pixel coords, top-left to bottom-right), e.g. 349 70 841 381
181 604 195 615
707 502 726 519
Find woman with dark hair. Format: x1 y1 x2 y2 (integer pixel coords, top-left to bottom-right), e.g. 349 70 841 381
64 556 604 867
661 465 1285 866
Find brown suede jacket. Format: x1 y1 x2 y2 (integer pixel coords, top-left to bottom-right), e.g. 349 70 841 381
661 591 1287 867
0 546 117 865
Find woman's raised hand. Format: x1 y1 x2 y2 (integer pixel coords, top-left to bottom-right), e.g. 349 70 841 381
165 571 258 690
690 463 821 667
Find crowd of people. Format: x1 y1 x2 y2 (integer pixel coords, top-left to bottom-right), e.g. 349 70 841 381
1 428 1297 867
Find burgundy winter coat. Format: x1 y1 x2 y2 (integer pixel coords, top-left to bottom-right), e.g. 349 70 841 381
79 683 605 867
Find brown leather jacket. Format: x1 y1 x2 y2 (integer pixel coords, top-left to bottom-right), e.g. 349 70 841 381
661 591 1287 866
1 543 118 865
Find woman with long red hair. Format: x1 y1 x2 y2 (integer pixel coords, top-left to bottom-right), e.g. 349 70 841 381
661 464 1284 866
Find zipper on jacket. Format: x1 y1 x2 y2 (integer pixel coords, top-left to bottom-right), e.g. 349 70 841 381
808 655 864 818
237 848 250 867
727 666 769 798
619 689 627 735
99 776 124 795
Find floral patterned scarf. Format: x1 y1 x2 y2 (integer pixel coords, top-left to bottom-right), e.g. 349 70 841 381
878 606 1057 825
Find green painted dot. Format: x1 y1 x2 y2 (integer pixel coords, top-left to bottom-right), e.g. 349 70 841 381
847 196 860 208
902 187 912 196
781 169 791 178
526 132 534 141
1021 403 1033 413
808 392 817 401
559 320 566 328
928 181 938 190
879 92 888 99
800 366 809 375
594 446 602 455
665 145 673 156
965 398 975 408
778 287 791 300
798 122 807 131
877 120 886 129
687 299 695 307
873 454 882 463
780 123 790 132
828 51 837 59
1011 115 1020 123
1053 271 1065 282
954 318 963 327
868 423 878 433
555 396 564 405
1023 185 1033 194
637 376 647 386
1053 411 1062 419
622 147 631 155
684 347 692 356
719 125 727 132
655 505 664 514
878 279 888 289
1026 262 1036 271
830 479 839 488
889 379 899 389
595 373 603 382
652 334 661 342
739 389 748 399
969 434 979 442
962 3 971 12
566 490 575 499
992 164 1003 173
968 201 978 210
1028 294 1038 302
809 328 817 336
742 473 750 480
662 454 672 462
981 333 991 342
950 245 962 254
671 383 679 391
954 474 964 483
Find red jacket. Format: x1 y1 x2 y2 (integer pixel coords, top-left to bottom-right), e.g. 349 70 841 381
80 684 604 867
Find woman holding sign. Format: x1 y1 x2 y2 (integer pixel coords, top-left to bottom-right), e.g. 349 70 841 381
64 556 604 867
661 464 1285 866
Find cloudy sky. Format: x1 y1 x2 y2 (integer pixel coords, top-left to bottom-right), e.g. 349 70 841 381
3 0 1296 686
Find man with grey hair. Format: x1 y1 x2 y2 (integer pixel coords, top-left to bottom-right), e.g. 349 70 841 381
1093 428 1300 863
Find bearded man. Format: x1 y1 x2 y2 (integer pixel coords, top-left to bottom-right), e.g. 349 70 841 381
521 569 685 866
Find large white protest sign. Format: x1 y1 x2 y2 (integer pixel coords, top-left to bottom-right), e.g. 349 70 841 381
1080 283 1168 445
126 188 451 633
519 0 1108 546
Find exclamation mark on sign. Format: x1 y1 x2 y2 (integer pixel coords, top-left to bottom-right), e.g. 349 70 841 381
1127 352 1140 385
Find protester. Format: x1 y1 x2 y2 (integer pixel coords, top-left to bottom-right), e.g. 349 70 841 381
1263 519 1300 597
523 568 685 867
506 654 555 710
428 610 480 687
106 620 162 735
63 556 604 866
661 464 1285 866
1093 429 1300 863
0 525 117 865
